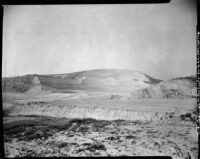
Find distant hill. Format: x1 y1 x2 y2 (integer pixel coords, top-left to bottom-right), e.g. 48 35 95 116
2 69 162 93
2 69 196 98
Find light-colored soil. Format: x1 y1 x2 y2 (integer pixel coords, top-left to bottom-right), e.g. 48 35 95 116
3 92 198 158
4 115 198 158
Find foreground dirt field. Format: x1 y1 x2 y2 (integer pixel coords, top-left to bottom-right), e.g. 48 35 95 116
3 92 198 158
4 114 198 158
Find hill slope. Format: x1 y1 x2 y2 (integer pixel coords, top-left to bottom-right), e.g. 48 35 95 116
131 75 196 99
2 69 161 93
2 69 196 98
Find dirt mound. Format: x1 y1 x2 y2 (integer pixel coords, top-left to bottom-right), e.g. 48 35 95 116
32 76 40 85
131 76 196 99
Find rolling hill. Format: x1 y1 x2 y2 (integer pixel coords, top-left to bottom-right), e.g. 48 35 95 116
2 69 196 98
2 69 161 93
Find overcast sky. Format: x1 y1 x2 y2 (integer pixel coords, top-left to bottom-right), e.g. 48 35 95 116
2 0 196 80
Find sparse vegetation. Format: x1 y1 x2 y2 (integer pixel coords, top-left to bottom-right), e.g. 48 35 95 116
3 109 11 117
57 142 69 149
2 69 198 158
2 75 33 93
3 115 198 158
77 142 106 152
180 112 196 123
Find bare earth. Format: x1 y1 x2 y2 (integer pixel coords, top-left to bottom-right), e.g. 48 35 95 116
3 91 198 158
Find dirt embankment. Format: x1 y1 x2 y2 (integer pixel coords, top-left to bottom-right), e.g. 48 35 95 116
131 78 196 99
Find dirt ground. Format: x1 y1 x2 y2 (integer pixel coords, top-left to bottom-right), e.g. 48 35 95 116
3 92 198 158
3 113 198 158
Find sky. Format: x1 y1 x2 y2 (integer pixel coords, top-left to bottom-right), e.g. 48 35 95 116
2 0 196 80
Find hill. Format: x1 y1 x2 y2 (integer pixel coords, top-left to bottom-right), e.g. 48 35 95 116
2 69 196 98
131 75 196 99
2 69 161 93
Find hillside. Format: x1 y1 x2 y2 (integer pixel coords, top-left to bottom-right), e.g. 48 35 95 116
2 69 161 93
131 75 196 99
2 69 196 98
2 75 35 93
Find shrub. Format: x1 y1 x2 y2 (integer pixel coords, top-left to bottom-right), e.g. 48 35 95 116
180 112 196 123
58 142 69 149
125 135 136 139
85 142 106 152
3 109 11 117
